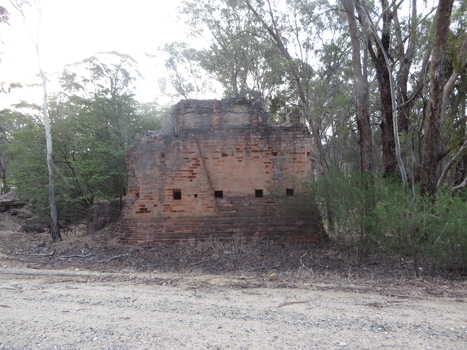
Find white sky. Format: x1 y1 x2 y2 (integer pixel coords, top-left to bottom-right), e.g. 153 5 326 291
0 0 196 108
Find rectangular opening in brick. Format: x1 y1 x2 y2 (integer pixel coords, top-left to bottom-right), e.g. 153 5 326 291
173 190 182 200
214 190 223 198
255 189 263 198
286 188 294 197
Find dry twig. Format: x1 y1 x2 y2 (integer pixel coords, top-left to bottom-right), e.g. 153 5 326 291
57 254 94 260
98 254 129 263
23 250 55 257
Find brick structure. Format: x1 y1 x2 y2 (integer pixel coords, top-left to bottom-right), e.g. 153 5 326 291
119 98 325 245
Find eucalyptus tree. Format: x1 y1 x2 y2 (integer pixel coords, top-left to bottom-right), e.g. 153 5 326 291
8 0 60 240
154 42 218 100
436 3 467 192
53 52 149 210
420 0 456 197
340 0 375 174
168 0 291 109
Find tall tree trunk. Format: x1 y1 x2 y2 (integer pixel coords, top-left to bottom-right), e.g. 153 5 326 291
420 0 455 197
10 0 61 240
39 66 61 241
342 0 374 174
369 0 397 177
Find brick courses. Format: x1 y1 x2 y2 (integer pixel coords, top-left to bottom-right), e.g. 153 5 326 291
119 98 325 245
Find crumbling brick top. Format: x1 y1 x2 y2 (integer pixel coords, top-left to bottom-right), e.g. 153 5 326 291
161 98 272 135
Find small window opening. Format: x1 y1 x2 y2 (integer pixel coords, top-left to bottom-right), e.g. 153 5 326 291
173 190 182 200
221 152 228 157
161 153 166 158
214 190 223 199
286 188 294 197
272 151 278 156
255 189 263 198
306 151 311 156
194 194 198 198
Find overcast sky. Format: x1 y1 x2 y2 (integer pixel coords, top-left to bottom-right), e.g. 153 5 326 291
1 0 193 107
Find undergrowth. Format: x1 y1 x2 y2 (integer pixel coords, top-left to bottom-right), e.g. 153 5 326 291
311 170 467 277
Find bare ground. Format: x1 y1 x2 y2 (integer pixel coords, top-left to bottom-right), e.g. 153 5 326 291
0 211 466 349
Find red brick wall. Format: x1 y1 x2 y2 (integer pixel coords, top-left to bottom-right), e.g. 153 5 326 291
119 99 326 245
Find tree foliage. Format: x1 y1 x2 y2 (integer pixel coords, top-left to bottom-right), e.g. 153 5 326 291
5 52 162 222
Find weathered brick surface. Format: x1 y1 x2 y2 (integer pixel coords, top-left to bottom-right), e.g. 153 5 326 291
120 99 325 245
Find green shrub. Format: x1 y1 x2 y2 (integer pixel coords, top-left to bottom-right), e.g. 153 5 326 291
313 170 467 275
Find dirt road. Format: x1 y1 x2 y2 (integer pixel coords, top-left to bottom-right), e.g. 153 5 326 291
0 268 466 350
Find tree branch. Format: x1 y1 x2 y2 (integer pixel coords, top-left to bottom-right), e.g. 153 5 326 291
437 139 467 189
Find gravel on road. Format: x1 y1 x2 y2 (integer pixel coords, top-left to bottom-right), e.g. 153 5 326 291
0 268 466 350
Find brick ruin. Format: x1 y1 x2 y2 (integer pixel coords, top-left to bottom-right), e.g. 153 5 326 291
119 98 326 245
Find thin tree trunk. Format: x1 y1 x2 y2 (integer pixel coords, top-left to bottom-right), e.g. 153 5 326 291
39 65 61 241
420 0 455 197
10 0 61 240
362 0 408 189
437 139 467 189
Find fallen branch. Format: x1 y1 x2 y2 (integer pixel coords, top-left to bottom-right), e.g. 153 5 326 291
248 264 280 271
23 250 55 257
98 254 129 263
58 254 94 259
